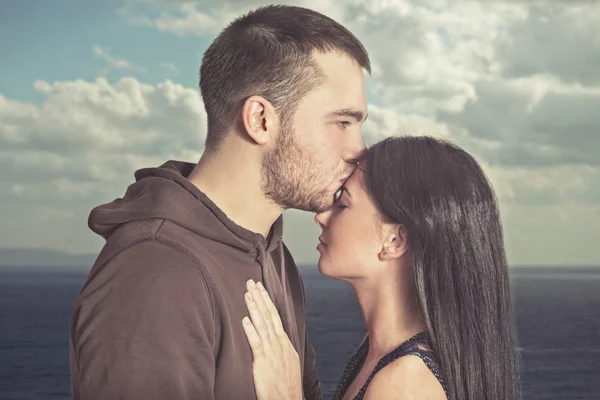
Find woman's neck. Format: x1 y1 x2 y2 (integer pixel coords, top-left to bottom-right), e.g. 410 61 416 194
352 273 426 359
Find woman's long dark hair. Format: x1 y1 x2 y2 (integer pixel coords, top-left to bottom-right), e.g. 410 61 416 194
361 136 520 400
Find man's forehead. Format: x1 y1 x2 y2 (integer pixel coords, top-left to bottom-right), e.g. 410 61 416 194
312 50 360 70
314 52 366 88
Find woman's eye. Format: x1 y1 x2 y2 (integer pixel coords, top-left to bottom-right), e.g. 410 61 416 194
333 189 348 210
334 188 343 201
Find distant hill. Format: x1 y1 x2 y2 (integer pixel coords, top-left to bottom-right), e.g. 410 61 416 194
0 247 97 268
1 248 596 271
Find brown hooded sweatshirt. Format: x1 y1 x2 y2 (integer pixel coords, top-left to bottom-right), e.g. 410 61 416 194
69 160 322 400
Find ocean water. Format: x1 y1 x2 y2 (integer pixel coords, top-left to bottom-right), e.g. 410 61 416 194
0 266 599 399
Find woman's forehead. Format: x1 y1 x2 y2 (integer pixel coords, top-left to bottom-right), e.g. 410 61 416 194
346 167 365 189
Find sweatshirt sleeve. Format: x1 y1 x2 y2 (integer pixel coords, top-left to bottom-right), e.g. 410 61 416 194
70 241 216 400
302 330 323 400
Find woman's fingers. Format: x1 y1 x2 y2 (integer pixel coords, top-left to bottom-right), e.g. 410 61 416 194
245 280 277 347
256 282 286 337
241 280 304 400
244 290 272 349
241 316 265 359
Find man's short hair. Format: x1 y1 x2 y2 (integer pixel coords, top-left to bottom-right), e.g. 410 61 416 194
199 5 371 152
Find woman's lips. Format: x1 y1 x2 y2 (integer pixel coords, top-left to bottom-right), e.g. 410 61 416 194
317 236 327 251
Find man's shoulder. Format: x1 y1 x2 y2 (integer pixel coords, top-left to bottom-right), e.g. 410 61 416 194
115 239 201 270
85 239 212 298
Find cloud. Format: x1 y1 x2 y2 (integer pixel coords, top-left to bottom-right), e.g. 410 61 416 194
495 2 600 86
0 77 209 252
360 104 600 210
2 0 598 265
485 164 600 207
361 104 453 145
91 45 146 78
160 62 182 77
93 46 133 70
422 2 600 170
152 3 220 36
119 0 599 110
439 75 600 168
347 0 525 115
1 76 597 264
0 77 206 158
118 0 346 37
332 0 600 171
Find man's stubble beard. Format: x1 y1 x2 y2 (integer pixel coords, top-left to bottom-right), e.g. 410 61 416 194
261 122 334 213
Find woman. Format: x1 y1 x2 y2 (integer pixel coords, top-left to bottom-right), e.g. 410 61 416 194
241 136 520 400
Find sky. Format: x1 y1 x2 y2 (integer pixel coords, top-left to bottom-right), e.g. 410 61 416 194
0 0 599 266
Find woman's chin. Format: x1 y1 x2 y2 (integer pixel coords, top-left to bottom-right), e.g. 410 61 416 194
316 257 332 278
317 247 341 279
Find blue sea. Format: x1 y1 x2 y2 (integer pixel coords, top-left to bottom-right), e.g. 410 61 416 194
0 266 599 399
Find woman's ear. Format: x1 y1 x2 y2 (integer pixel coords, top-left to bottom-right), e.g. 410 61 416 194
378 224 408 261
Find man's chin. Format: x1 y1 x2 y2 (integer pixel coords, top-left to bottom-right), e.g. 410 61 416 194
299 203 329 214
283 201 323 214
312 197 336 214
280 190 334 213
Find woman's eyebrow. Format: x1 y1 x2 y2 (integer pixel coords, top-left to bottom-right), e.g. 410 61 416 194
342 186 353 200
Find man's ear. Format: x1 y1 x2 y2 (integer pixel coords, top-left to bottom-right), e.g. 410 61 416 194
241 95 278 145
378 224 409 261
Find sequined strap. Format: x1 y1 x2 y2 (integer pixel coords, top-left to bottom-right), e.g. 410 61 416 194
351 332 430 399
404 349 448 395
333 332 448 400
331 339 369 400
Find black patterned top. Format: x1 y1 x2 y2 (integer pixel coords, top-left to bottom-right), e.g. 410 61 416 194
331 332 448 400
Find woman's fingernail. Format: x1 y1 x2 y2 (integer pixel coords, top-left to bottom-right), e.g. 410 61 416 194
245 292 253 302
243 316 251 326
248 280 256 290
257 282 265 291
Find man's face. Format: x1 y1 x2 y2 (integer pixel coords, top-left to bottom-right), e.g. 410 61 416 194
261 52 368 213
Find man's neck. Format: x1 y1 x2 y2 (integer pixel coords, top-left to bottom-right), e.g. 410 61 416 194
187 146 283 239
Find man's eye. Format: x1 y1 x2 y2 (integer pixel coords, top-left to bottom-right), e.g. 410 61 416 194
337 121 351 128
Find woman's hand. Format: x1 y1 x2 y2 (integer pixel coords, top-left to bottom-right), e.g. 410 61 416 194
242 279 303 400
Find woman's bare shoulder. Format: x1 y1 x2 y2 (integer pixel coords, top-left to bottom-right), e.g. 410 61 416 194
363 355 447 400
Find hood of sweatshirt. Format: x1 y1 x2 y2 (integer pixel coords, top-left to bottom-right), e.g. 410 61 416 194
89 160 283 255
71 160 321 399
87 160 300 354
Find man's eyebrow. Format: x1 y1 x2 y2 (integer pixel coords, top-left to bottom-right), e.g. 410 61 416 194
326 109 368 123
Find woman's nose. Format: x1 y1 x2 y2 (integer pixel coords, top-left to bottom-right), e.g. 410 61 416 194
314 210 331 229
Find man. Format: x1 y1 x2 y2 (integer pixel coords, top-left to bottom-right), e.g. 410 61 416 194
70 5 370 399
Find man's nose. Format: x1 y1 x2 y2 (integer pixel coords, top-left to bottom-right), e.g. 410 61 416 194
343 130 366 162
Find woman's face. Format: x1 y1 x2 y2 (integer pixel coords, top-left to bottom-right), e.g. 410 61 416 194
314 168 386 280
